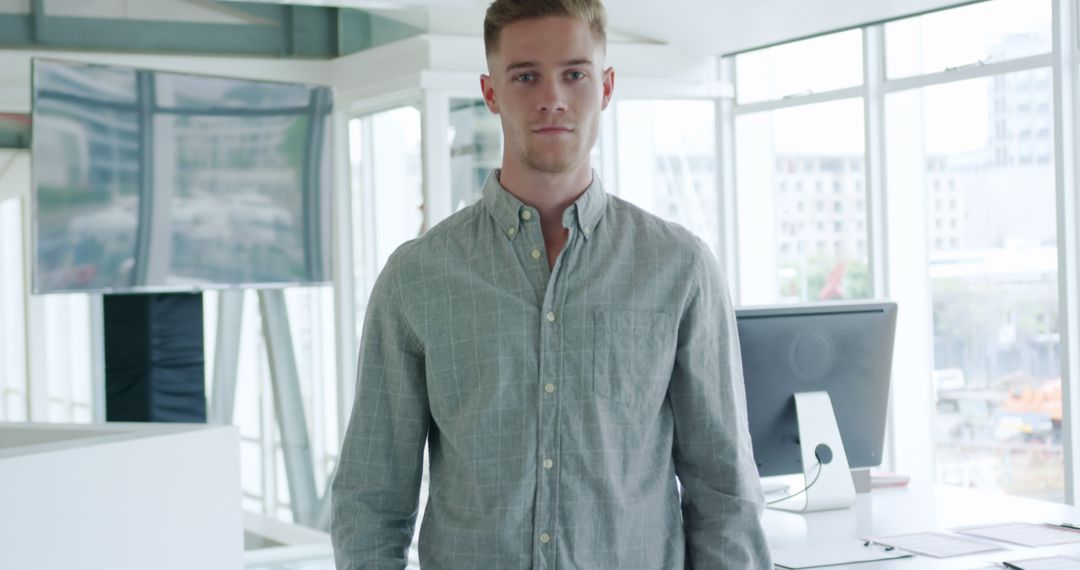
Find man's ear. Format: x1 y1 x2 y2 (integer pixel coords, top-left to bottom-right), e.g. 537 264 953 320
600 67 615 111
480 74 499 114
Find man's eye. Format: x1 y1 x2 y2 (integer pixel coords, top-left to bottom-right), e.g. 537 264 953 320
514 73 535 82
568 71 586 80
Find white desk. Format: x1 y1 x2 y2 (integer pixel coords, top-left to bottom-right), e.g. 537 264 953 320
764 482 1080 568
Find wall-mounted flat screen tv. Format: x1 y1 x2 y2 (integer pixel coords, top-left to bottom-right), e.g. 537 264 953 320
32 59 333 294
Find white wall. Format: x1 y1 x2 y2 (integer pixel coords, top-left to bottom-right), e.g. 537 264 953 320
0 422 242 570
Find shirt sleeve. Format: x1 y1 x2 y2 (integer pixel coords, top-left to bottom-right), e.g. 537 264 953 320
331 245 430 570
668 239 773 569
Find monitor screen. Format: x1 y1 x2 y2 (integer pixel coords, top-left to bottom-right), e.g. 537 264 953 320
736 301 898 477
31 58 333 294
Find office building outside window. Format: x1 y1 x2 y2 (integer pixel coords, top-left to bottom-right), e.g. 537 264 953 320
732 0 1060 502
886 1 1059 501
734 97 871 305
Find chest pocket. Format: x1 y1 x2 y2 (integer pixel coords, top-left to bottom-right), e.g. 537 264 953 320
592 310 677 405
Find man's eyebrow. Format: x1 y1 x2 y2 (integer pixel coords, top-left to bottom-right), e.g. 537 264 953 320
505 61 538 73
504 58 594 73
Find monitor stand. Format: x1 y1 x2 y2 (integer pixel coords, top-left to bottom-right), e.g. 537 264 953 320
769 391 856 513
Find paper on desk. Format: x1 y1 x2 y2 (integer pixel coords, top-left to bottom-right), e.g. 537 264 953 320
869 531 1001 558
1000 555 1080 570
952 522 1080 547
772 540 913 569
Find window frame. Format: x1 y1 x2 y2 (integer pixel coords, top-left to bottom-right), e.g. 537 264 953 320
724 0 1079 502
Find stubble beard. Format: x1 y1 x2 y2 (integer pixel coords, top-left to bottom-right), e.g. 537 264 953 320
515 125 594 175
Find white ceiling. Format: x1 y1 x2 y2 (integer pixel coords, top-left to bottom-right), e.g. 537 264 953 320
305 0 975 55
27 0 977 56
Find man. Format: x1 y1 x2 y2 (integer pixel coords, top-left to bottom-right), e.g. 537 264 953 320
331 0 772 567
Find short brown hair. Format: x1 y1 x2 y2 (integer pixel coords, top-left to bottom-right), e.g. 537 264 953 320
483 0 607 57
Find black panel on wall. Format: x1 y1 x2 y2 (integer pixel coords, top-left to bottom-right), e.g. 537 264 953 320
103 293 206 422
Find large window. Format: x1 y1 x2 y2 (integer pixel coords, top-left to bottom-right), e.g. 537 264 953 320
735 99 870 304
885 0 1052 79
731 0 1061 502
736 29 863 103
1 154 95 424
202 285 338 519
885 2 1059 501
614 100 721 256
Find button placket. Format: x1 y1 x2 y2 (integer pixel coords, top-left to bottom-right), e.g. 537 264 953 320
533 220 577 569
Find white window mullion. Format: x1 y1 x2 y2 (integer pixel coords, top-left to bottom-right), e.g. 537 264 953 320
863 25 897 470
884 53 1053 94
331 108 358 442
1052 0 1080 506
716 58 741 299
422 91 453 227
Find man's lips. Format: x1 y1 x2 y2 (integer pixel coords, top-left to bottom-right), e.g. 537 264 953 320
533 126 574 134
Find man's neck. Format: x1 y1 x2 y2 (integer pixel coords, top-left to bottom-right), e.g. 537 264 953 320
497 161 592 229
498 160 592 270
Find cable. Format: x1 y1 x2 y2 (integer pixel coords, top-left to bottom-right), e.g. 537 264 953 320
767 460 824 506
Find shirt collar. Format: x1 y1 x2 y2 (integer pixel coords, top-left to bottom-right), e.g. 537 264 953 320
481 168 607 241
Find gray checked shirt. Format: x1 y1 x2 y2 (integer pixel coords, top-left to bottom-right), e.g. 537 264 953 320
331 170 772 569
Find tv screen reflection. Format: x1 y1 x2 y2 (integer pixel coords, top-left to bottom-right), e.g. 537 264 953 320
32 59 333 294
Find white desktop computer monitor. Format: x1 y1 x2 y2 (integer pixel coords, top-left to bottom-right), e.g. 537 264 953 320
736 301 897 511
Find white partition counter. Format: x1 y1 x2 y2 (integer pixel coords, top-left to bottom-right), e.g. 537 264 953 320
0 422 242 570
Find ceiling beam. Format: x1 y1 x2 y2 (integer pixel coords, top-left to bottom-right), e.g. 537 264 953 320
0 5 419 59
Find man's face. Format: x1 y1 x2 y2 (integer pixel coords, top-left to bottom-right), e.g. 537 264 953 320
481 17 615 175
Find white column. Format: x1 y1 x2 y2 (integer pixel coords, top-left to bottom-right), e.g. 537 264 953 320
422 91 453 227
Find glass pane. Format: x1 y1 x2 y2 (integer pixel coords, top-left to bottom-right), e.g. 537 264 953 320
449 99 502 212
283 285 337 493
614 100 720 255
736 30 863 104
349 106 423 348
885 0 1052 80
735 98 869 305
887 67 1060 501
44 294 93 422
223 290 271 511
372 109 424 267
0 197 27 421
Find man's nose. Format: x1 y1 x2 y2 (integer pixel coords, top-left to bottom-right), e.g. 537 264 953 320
537 81 567 113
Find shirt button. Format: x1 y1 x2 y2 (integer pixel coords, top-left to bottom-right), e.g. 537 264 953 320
543 458 553 469
521 210 533 221
531 248 542 260
539 532 551 544
545 311 556 322
584 227 591 236
544 383 556 394
508 227 517 236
